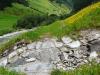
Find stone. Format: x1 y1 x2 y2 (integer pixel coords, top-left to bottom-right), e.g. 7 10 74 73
21 52 30 58
36 42 42 49
54 42 63 48
17 48 25 54
38 48 60 63
60 47 68 52
27 42 36 50
8 51 17 59
0 57 8 66
13 46 17 50
88 40 100 53
62 37 72 44
63 53 68 60
89 51 98 60
41 40 55 49
26 58 36 62
67 41 81 48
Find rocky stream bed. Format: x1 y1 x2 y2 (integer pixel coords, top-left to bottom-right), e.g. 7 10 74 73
0 29 100 75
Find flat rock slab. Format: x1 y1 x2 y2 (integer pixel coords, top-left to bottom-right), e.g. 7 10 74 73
11 62 53 75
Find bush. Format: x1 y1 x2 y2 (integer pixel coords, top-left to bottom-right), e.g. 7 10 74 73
15 14 59 29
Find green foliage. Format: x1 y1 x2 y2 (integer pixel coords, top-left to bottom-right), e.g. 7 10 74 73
0 67 25 75
51 63 100 75
15 14 59 29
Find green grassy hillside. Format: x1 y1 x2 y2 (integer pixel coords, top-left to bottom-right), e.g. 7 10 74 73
0 0 70 35
0 14 19 35
28 0 69 16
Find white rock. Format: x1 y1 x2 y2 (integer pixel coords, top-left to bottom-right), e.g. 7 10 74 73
41 40 55 49
8 51 17 59
21 52 30 58
63 53 68 60
13 46 17 50
36 42 42 49
67 41 81 48
94 33 100 39
26 58 36 62
89 51 98 60
62 37 72 44
0 58 8 66
17 48 24 54
54 42 63 48
27 42 36 50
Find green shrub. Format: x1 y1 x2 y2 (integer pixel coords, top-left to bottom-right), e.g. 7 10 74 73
15 14 59 29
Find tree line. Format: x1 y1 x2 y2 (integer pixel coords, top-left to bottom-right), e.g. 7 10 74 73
0 0 28 10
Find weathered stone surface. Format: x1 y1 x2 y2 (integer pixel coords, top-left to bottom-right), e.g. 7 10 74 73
27 42 36 50
8 51 17 59
41 39 55 49
26 58 36 62
67 41 81 48
89 51 98 61
36 42 42 49
0 57 8 66
0 29 100 75
62 37 72 44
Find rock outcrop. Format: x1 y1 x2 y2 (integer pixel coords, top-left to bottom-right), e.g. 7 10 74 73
0 29 100 75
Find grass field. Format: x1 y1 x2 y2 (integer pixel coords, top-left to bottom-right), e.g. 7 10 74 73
0 14 19 35
28 0 70 16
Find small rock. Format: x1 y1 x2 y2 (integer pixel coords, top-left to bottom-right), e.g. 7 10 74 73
21 52 30 58
60 47 68 52
26 58 36 62
36 41 42 49
0 58 8 66
17 48 25 54
54 42 63 48
63 53 68 60
8 51 17 59
13 46 18 50
67 41 81 48
89 51 98 60
27 42 36 50
62 37 72 44
41 40 55 49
